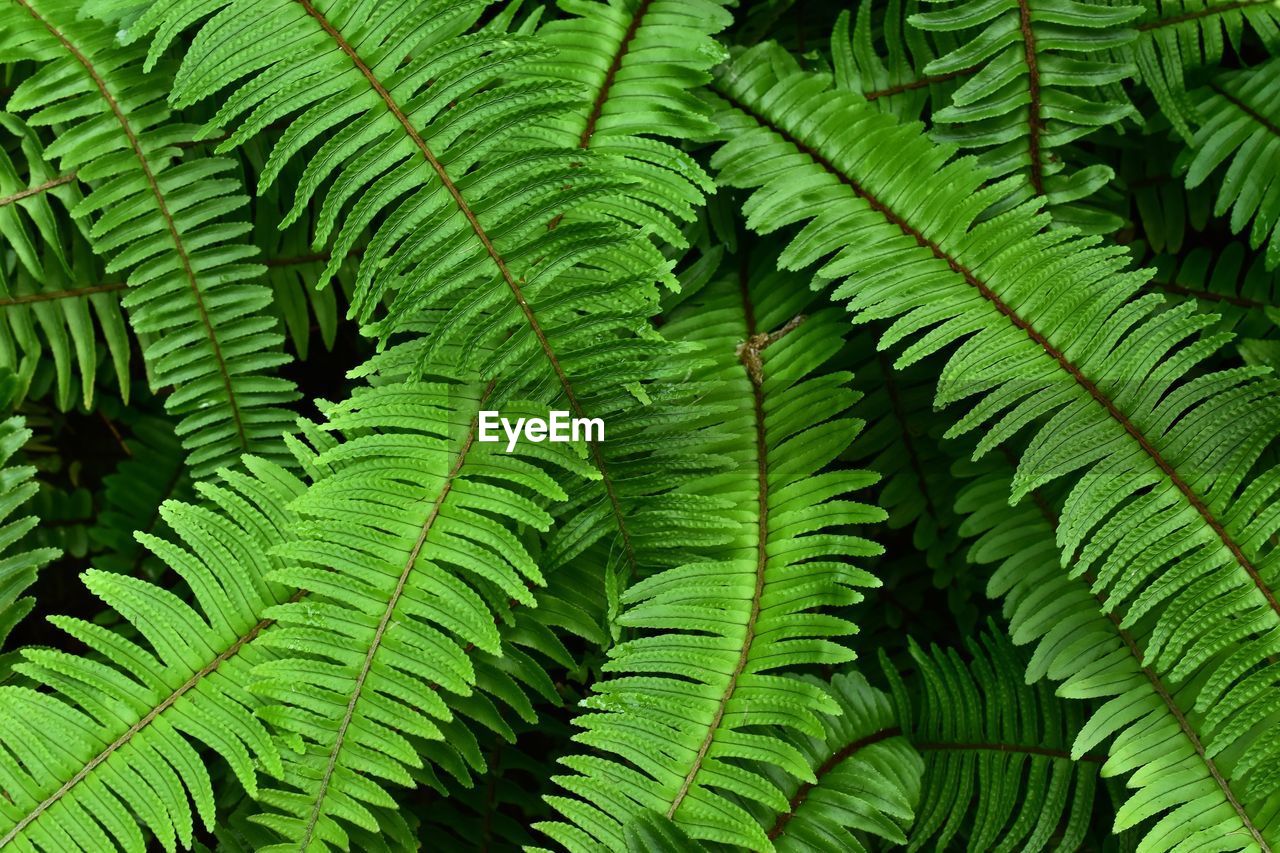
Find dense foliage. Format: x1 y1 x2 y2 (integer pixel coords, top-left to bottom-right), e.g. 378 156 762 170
0 0 1278 850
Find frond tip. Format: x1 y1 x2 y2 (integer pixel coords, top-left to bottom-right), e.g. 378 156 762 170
540 256 884 852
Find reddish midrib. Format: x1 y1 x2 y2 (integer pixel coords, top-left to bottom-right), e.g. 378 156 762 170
299 388 492 849
665 254 772 818
767 729 1106 840
1015 0 1046 196
714 88 1280 621
1139 0 1267 30
294 0 637 578
1018 480 1268 851
0 587 302 847
0 282 126 306
578 0 653 149
0 172 76 207
17 1 249 451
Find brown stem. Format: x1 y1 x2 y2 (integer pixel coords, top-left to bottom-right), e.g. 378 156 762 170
294 0 637 578
0 173 76 208
17 0 249 451
1015 0 1046 195
715 88 1280 625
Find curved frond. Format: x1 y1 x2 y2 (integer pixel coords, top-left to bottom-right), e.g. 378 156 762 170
0 415 58 668
539 255 883 851
0 112 129 410
710 43 1280 847
0 455 304 851
830 2 951 123
246 377 590 851
1183 58 1280 271
886 629 1099 852
89 410 192 581
910 0 1142 232
0 0 298 475
1132 0 1280 138
128 0 720 598
960 456 1279 850
761 670 921 852
524 0 729 248
1145 240 1280 341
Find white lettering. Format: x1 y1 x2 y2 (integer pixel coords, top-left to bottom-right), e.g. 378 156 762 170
478 410 500 443
502 417 525 453
573 416 605 442
549 410 570 441
481 411 605 451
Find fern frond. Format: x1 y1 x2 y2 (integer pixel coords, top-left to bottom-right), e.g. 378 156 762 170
1131 0 1280 139
0 112 131 410
888 629 1099 851
0 0 298 475
539 258 883 851
1183 58 1280 271
0 455 304 850
0 415 58 668
1146 240 1280 340
89 410 191 581
246 378 591 851
760 670 921 852
523 0 729 248
910 0 1141 232
128 0 714 598
710 44 1280 845
830 1 953 123
959 457 1278 850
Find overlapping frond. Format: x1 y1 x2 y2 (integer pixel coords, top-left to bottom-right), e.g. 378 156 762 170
0 112 129 410
246 377 592 851
830 1 954 122
910 0 1141 232
959 457 1278 850
1131 0 1280 138
1183 58 1280 271
89 410 191 581
539 256 883 851
0 0 297 475
128 0 717 602
710 42 1280 845
0 455 303 851
885 629 1098 851
759 670 921 852
0 415 57 667
1145 240 1280 341
523 0 729 250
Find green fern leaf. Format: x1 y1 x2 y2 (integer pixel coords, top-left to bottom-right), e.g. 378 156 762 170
709 43 1280 844
1183 58 1280 271
0 0 298 475
759 670 921 852
522 0 729 248
886 629 1098 851
1131 0 1280 139
830 1 952 122
909 0 1142 233
0 455 304 850
958 456 1278 850
0 415 58 668
0 112 130 410
128 0 723 607
245 377 591 851
539 257 883 851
